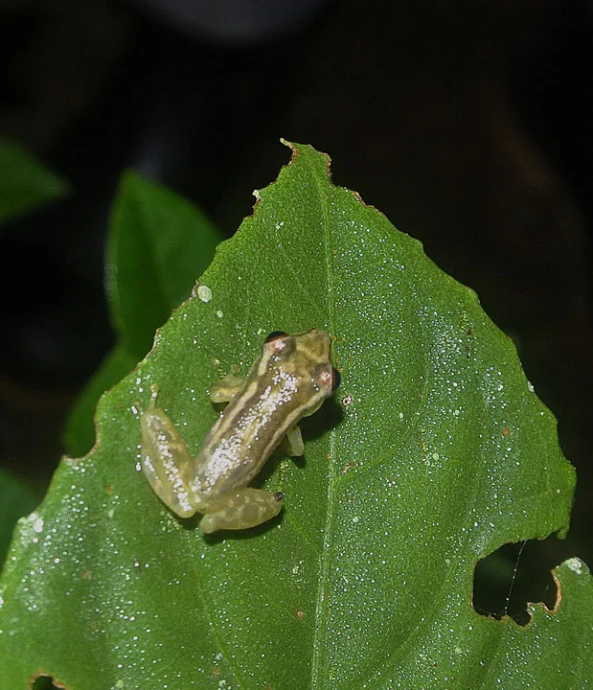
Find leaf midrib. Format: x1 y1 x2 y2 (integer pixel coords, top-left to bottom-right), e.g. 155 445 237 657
310 152 339 689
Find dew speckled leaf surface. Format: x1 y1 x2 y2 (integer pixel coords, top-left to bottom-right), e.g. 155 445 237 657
0 142 590 689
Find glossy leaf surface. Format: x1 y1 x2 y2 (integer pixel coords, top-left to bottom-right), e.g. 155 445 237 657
0 142 589 689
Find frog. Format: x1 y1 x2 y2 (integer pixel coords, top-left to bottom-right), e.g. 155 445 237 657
139 329 340 533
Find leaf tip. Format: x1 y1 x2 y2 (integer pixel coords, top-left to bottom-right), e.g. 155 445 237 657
279 137 299 167
279 138 333 178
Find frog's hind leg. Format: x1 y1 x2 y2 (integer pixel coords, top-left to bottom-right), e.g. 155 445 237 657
140 392 197 518
199 488 283 534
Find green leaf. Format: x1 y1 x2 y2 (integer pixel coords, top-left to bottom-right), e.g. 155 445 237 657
63 172 223 457
0 137 69 222
107 171 223 358
0 142 588 689
0 470 38 570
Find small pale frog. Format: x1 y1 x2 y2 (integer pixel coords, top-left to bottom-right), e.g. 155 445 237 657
140 329 340 533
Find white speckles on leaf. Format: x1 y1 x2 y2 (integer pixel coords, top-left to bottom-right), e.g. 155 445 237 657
197 285 213 303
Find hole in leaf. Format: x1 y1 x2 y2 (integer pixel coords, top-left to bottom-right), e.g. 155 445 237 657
31 675 63 690
473 538 564 626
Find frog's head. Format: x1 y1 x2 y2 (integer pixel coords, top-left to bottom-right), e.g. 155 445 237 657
261 329 340 417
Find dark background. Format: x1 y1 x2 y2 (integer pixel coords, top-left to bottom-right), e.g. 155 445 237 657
1 0 591 621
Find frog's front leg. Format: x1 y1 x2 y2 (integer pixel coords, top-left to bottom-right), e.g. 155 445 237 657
209 365 247 404
199 488 283 534
140 386 198 518
279 423 304 457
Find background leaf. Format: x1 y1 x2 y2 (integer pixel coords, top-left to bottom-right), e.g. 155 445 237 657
0 142 589 689
107 170 222 358
0 470 38 570
0 137 69 222
63 172 223 457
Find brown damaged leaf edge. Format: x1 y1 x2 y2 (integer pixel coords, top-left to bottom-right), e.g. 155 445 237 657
279 138 390 222
515 565 563 625
472 557 563 627
280 137 332 182
547 568 564 615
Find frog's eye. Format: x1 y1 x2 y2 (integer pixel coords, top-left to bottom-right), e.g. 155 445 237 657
315 365 341 392
331 367 341 391
265 331 288 343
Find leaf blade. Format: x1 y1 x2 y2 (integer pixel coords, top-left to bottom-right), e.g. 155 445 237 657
0 141 588 689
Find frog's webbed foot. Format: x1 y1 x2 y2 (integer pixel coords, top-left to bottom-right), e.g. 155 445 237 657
210 365 247 404
199 488 283 534
140 393 197 518
278 423 304 457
